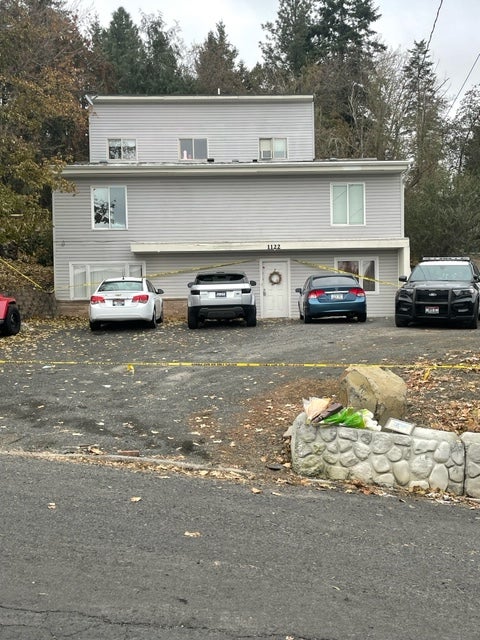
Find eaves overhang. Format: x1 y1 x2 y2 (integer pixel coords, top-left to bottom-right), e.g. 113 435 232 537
63 160 411 179
130 239 410 254
87 94 314 106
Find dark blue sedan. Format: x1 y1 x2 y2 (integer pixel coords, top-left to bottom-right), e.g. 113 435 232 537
295 274 367 323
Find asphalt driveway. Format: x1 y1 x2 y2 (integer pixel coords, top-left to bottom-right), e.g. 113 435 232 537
1 316 479 477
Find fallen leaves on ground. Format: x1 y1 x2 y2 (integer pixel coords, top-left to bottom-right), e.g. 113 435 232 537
0 256 54 292
187 356 480 485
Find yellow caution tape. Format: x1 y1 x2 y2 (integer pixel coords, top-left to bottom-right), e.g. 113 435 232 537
0 256 51 292
50 258 254 294
0 359 478 371
3 254 399 296
292 259 399 288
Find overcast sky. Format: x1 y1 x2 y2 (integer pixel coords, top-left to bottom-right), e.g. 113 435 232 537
77 0 480 111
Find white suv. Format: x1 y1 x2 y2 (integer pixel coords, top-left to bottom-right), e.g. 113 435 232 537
187 271 257 329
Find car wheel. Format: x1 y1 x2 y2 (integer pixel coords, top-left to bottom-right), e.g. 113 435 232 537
89 320 101 331
188 308 199 329
357 312 367 323
149 311 158 329
467 305 479 329
3 304 21 335
298 305 304 320
303 309 312 324
246 307 257 327
158 309 164 324
395 315 409 327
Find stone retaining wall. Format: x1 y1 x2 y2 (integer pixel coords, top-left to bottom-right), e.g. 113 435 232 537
2 287 56 319
290 413 480 498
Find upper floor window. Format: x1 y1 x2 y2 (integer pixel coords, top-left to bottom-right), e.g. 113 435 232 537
108 138 136 161
179 138 208 160
259 138 287 160
331 183 365 225
92 186 127 230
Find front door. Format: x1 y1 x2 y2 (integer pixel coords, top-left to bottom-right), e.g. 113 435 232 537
261 259 290 318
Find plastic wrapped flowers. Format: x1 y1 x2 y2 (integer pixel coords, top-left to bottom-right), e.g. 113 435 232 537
303 397 380 431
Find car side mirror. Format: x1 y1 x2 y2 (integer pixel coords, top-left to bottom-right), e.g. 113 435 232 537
156 288 164 294
398 276 407 282
295 287 302 293
249 280 256 286
187 282 193 288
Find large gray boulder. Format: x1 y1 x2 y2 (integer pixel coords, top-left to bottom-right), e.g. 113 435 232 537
338 365 407 426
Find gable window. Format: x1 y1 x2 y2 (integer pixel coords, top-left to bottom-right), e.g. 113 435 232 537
70 262 144 299
259 138 287 160
179 138 208 160
331 183 365 225
92 186 127 229
336 258 377 292
108 138 136 160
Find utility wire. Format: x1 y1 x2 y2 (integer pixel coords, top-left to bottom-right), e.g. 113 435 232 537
448 52 480 115
425 0 443 54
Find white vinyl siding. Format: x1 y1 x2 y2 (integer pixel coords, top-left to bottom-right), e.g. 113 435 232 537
55 172 403 247
89 99 314 163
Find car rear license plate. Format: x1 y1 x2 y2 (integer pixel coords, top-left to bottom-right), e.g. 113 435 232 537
113 299 125 306
215 291 227 297
331 293 344 300
425 306 439 314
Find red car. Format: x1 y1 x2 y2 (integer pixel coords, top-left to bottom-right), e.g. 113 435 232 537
0 295 21 335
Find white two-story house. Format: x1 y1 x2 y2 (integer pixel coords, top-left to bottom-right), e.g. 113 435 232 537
52 94 410 318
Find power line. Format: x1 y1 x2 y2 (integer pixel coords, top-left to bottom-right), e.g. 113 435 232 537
425 0 443 53
448 52 480 115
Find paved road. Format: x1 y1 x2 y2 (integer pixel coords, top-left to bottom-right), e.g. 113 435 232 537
2 453 480 640
0 317 477 461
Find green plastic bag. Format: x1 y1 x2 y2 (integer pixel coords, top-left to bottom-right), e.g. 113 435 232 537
320 407 366 429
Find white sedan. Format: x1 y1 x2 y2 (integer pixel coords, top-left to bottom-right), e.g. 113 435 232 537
89 277 164 330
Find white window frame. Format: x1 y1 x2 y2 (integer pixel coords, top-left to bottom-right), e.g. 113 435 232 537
259 137 287 160
331 183 366 225
179 138 208 160
69 262 145 300
335 257 378 293
107 138 137 161
92 186 128 230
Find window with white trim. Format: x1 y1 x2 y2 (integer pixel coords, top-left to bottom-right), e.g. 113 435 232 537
335 258 377 292
70 262 144 299
179 138 208 160
331 183 365 225
92 186 127 229
259 137 287 160
108 138 136 160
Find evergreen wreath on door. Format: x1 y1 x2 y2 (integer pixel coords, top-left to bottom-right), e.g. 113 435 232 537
268 270 282 285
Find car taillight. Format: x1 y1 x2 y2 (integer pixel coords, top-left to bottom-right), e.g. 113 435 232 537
90 295 105 304
132 294 149 304
308 289 325 299
349 287 365 297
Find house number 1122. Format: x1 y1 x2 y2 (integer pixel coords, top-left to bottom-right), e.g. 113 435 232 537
267 243 281 250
